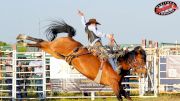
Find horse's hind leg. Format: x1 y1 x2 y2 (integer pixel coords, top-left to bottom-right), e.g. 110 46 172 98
16 34 63 59
27 43 41 47
16 34 41 47
26 36 44 42
17 34 44 42
16 40 41 47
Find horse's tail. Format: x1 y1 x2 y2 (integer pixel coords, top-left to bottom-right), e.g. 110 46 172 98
46 20 76 41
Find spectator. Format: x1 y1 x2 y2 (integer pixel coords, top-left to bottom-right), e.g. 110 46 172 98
16 61 23 100
17 60 31 98
5 52 13 97
29 53 43 100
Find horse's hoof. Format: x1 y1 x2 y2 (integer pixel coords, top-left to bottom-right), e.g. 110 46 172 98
22 43 27 47
16 34 27 40
127 97 133 101
17 40 24 44
119 99 123 101
17 41 27 47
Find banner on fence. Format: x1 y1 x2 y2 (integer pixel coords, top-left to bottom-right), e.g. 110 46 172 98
166 56 180 78
50 57 70 79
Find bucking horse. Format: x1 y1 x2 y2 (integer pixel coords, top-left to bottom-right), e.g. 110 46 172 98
16 20 147 101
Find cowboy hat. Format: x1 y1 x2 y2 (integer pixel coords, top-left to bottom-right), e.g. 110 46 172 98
85 18 101 25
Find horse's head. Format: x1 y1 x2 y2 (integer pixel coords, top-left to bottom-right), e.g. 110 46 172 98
130 46 147 77
133 46 146 67
117 46 147 77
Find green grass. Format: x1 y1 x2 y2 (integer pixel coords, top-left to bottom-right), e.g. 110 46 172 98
0 93 179 101
46 93 180 101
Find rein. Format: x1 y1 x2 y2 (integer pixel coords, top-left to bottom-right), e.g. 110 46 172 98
113 39 120 47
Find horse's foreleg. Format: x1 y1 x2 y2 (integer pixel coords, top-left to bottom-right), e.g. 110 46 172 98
110 80 123 101
120 85 132 101
118 75 132 101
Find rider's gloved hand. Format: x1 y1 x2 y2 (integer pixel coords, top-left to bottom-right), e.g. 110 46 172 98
78 10 84 16
107 34 114 46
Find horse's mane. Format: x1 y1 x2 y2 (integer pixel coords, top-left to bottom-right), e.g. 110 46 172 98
46 20 76 41
117 46 146 64
117 50 135 64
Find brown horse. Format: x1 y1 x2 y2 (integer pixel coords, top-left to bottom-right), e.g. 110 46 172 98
16 20 147 101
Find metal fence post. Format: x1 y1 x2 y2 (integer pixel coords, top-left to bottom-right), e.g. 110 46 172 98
42 52 46 99
139 77 145 96
154 52 158 96
12 49 16 101
91 91 95 101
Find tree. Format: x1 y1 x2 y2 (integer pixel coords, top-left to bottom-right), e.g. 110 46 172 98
0 41 7 46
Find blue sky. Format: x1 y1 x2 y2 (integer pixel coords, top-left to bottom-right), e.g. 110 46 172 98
0 0 180 45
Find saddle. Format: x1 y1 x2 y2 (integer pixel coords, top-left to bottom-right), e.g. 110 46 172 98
88 45 125 83
87 45 125 60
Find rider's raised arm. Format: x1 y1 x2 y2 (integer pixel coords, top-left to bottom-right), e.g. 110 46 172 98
81 16 86 28
78 10 86 28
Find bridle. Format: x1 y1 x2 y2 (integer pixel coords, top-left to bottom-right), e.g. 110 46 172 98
129 55 145 70
117 53 145 71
